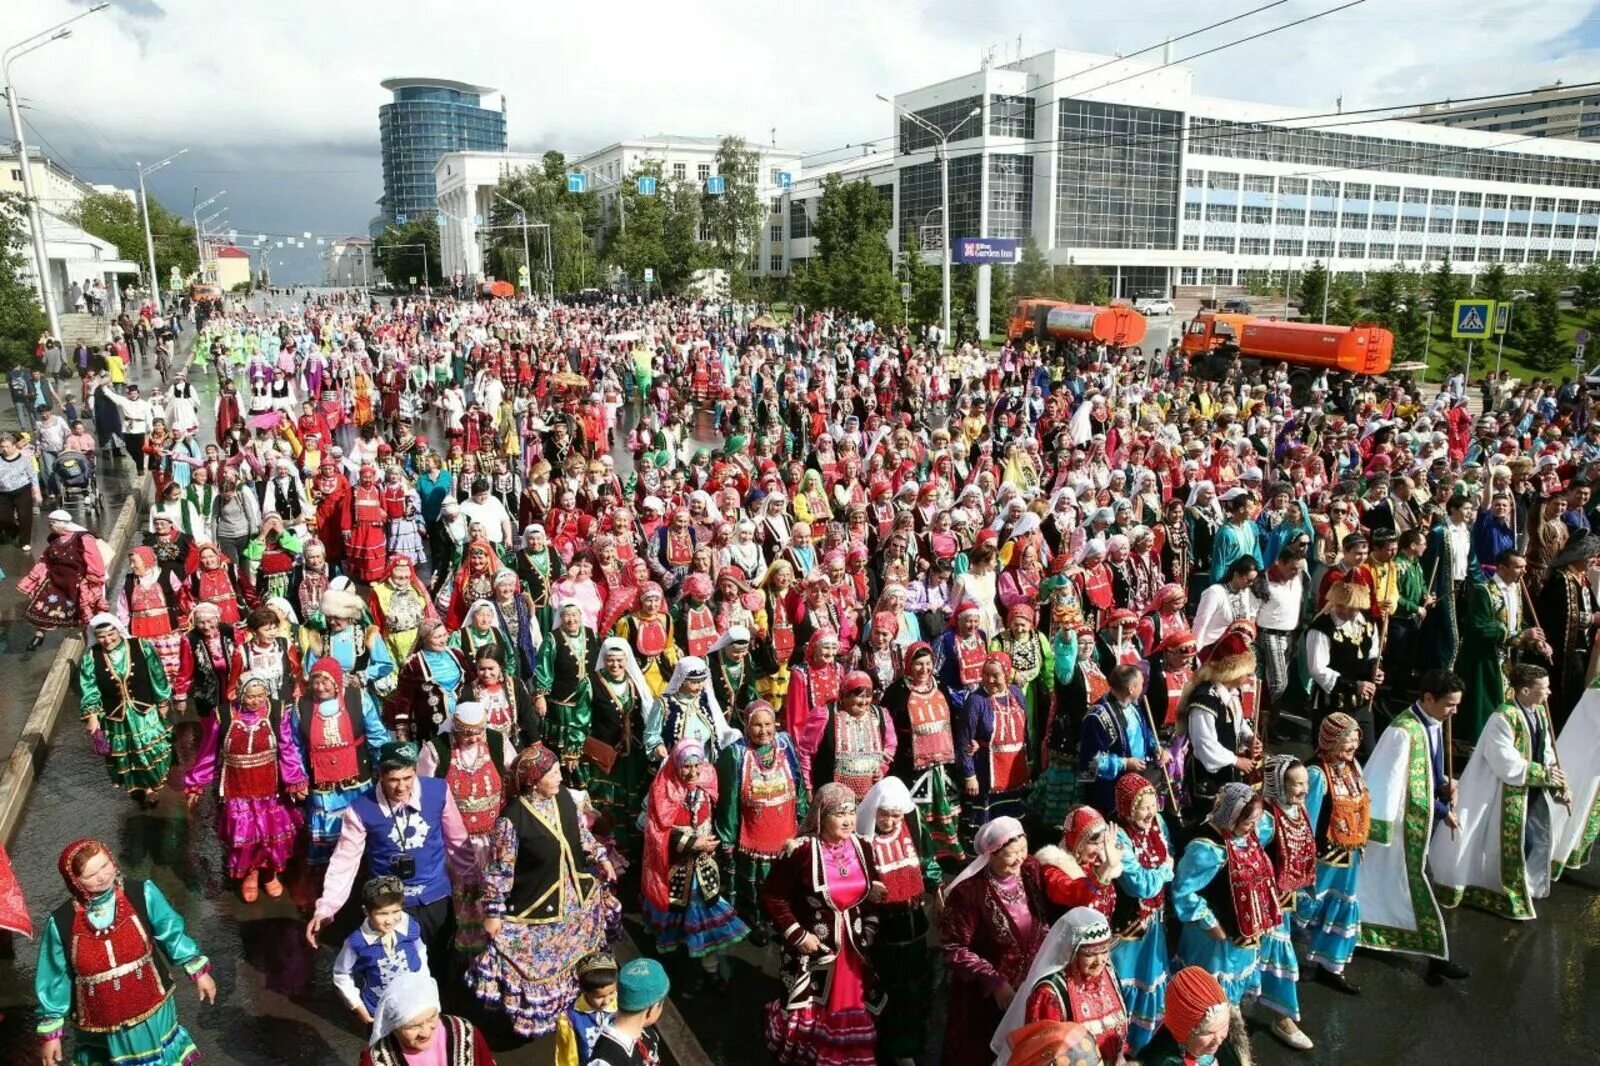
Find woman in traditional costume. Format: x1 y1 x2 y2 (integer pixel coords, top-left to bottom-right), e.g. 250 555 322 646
881 641 965 862
810 669 896 800
117 546 188 687
387 619 470 744
1107 771 1173 1053
1254 755 1318 1050
346 464 389 583
754 559 798 702
468 744 618 1039
1138 966 1252 1066
35 839 217 1066
460 649 538 751
991 906 1128 1066
647 656 739 766
760 782 882 1066
188 542 247 630
642 739 750 985
1172 782 1280 1005
490 569 541 681
450 599 514 673
715 700 806 939
956 652 1033 838
439 539 507 631
588 636 656 855
784 628 846 779
183 674 308 903
361 973 495 1066
309 460 351 571
368 556 435 666
1033 622 1100 833
939 816 1050 1066
857 776 940 1066
79 614 175 807
1294 711 1370 993
19 510 106 650
292 658 388 867
990 602 1054 774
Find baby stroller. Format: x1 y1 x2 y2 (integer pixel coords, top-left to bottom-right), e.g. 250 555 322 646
54 450 101 516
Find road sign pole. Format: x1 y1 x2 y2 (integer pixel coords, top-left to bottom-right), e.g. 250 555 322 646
1465 339 1473 382
1496 299 1513 375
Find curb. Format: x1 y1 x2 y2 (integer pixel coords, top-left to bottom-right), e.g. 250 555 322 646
0 492 140 846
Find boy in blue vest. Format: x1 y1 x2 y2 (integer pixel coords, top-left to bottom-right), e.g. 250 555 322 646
552 951 619 1066
331 875 428 1026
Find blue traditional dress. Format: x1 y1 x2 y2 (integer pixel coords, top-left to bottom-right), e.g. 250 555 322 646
1172 790 1280 1005
1110 817 1173 1053
1257 804 1317 1022
1294 757 1369 973
36 879 210 1066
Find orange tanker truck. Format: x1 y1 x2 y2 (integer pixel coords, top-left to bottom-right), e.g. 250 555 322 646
1181 311 1394 402
1007 298 1148 349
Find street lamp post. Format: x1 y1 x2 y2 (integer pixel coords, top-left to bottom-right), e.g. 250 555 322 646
192 189 225 281
136 149 186 309
4 5 111 339
493 193 532 292
878 94 981 348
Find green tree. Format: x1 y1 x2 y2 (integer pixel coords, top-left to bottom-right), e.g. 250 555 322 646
1297 260 1329 321
799 173 896 323
1367 266 1403 329
1328 273 1363 326
1014 237 1053 297
601 161 705 294
1477 262 1509 307
1573 260 1600 321
1429 256 1464 322
901 233 940 328
703 136 767 299
486 153 599 295
71 190 197 292
1392 268 1429 363
374 218 442 290
0 193 46 370
1521 259 1568 372
989 263 1015 337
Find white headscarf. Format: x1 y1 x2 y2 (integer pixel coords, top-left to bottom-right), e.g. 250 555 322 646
663 654 739 750
689 489 724 525
941 815 1026 900
855 776 915 837
594 636 655 720
87 612 128 639
369 971 441 1046
706 624 751 658
991 906 1115 1065
266 595 299 626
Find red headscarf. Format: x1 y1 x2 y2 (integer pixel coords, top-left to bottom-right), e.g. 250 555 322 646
58 838 115 903
641 740 717 912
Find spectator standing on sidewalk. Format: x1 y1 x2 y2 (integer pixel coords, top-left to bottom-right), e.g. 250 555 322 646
0 432 41 550
97 379 154 473
33 407 70 500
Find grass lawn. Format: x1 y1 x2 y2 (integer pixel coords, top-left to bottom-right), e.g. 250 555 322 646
1421 307 1599 383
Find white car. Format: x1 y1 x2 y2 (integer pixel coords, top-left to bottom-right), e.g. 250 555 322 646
1511 289 1535 300
1136 299 1175 316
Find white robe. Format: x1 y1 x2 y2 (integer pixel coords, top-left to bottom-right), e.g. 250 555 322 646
1431 702 1558 920
1357 712 1448 958
1550 689 1600 876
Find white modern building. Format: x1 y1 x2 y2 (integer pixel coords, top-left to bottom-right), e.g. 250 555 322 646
776 49 1600 302
433 151 549 282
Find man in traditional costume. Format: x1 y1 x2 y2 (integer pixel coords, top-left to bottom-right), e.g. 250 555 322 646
1356 669 1470 985
1457 549 1548 744
1533 532 1600 729
1304 579 1382 762
1434 663 1567 921
1416 494 1479 672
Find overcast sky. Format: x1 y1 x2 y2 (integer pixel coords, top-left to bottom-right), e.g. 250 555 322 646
4 0 1598 281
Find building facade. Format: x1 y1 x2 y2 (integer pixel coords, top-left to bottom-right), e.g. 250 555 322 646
776 51 1600 300
0 151 124 216
324 237 375 286
378 78 507 227
433 151 548 283
569 136 802 277
1415 83 1600 144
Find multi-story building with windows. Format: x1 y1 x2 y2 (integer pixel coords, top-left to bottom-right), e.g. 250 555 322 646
776 50 1600 302
1415 83 1600 144
378 78 507 228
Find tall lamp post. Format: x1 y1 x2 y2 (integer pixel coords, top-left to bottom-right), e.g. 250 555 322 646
4 3 111 339
136 149 186 307
493 192 532 292
192 189 225 281
878 94 981 347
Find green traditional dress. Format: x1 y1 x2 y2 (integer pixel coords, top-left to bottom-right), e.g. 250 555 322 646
35 878 210 1066
1456 577 1516 745
532 626 595 786
588 666 651 855
714 733 807 933
80 638 174 796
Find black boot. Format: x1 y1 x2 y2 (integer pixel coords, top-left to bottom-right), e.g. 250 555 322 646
1425 957 1470 986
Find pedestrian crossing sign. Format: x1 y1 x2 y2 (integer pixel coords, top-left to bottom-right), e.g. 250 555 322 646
1452 299 1494 339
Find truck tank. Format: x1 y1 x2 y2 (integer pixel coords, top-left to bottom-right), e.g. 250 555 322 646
1041 303 1148 347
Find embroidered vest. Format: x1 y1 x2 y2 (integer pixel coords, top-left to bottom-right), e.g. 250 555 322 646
871 819 924 903
683 604 718 658
1318 758 1372 852
1268 804 1318 897
906 687 955 769
987 690 1029 793
58 886 170 1033
445 746 504 837
832 709 887 800
221 714 279 800
736 743 798 858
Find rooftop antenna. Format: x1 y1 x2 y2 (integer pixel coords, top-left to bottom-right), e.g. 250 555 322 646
771 126 777 146
1163 37 1173 64
1336 93 1344 114
981 45 995 70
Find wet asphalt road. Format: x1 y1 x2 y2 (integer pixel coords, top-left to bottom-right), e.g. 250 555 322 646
0 296 1597 1064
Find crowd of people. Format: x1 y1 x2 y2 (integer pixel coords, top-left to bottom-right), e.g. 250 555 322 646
7 284 1600 1066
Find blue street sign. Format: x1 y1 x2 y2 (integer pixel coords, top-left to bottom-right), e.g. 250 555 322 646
566 173 587 194
951 237 1022 265
777 171 792 189
1451 299 1493 339
395 213 407 225
706 175 725 195
637 176 658 196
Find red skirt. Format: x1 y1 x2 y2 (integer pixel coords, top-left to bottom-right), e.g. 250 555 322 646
346 522 387 582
